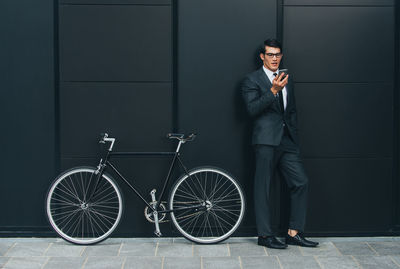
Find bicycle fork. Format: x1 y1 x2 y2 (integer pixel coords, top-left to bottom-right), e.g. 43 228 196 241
150 189 162 237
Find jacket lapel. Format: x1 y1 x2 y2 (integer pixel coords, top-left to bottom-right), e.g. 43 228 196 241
257 68 283 113
257 67 272 89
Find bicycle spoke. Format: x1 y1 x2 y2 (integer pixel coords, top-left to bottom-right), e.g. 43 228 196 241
79 172 87 202
54 184 81 204
211 185 238 204
176 185 202 200
209 210 227 235
88 208 117 225
212 205 240 223
50 194 78 206
182 180 202 203
192 172 208 200
67 175 83 203
173 192 200 201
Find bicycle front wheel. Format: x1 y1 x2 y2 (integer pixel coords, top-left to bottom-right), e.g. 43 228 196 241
46 166 123 245
169 167 245 244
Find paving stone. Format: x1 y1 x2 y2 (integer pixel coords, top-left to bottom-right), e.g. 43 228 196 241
43 257 86 269
164 257 201 269
240 256 280 269
108 238 173 244
2 238 58 244
228 242 267 257
156 242 193 257
300 242 341 256
0 243 14 256
3 257 49 269
354 256 399 269
84 256 125 269
5 243 50 257
172 238 193 244
278 255 321 269
333 242 377 256
124 256 162 269
81 243 121 256
44 243 85 257
0 257 10 267
119 243 157 256
203 257 241 269
225 237 258 244
390 255 400 266
316 256 359 269
266 245 302 256
368 241 400 255
314 237 399 243
193 244 229 257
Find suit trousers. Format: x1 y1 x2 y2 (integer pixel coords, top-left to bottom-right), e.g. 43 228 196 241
254 136 309 236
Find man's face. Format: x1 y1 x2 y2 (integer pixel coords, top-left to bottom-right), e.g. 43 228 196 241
260 46 282 72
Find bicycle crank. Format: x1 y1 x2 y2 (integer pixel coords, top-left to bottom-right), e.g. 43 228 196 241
144 201 167 223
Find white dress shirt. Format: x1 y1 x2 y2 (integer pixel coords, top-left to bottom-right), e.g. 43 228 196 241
262 66 287 110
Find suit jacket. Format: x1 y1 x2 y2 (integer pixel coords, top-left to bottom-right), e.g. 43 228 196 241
241 67 299 146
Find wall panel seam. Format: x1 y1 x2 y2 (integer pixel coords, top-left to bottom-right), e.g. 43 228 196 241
283 5 393 7
294 81 393 84
60 3 171 6
303 157 393 160
60 81 172 83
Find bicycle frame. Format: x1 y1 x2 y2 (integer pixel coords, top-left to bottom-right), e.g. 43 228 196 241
93 138 204 215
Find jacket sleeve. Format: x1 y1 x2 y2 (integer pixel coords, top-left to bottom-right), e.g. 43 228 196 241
241 76 277 118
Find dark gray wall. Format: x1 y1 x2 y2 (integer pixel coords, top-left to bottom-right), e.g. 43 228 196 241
282 0 395 234
395 0 400 229
0 0 55 233
0 0 399 236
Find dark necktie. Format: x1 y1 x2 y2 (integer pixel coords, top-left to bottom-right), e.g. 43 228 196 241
273 73 284 113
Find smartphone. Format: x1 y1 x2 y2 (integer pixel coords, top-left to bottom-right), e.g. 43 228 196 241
278 69 289 80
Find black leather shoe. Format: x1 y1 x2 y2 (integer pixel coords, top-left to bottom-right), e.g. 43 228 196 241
285 233 318 247
258 236 288 249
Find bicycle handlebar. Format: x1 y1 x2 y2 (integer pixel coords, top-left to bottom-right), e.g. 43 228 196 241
99 133 115 151
167 133 197 142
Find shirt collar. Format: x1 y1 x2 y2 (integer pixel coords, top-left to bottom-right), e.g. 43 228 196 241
262 65 279 82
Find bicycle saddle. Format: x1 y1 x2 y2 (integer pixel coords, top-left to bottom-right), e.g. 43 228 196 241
167 133 184 139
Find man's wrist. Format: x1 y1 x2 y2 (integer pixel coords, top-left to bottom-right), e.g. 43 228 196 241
270 87 278 96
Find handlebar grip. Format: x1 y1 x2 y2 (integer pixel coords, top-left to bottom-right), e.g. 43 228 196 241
99 133 108 143
187 133 197 141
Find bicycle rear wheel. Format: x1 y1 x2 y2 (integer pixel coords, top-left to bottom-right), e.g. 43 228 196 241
169 167 245 244
46 166 123 245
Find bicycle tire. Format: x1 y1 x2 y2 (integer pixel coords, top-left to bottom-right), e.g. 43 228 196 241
169 166 245 244
46 166 123 245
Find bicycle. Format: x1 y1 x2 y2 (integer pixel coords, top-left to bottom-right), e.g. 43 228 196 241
46 133 246 245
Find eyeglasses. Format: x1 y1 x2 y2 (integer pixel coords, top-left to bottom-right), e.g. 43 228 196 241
265 53 283 59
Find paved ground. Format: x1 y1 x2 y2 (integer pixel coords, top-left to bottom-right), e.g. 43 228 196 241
1 237 400 268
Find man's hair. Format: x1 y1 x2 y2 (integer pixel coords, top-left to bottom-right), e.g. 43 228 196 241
260 39 282 54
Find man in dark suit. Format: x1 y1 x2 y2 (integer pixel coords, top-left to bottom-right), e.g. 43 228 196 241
242 39 318 249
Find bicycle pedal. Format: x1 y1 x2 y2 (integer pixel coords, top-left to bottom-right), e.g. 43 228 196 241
154 231 162 237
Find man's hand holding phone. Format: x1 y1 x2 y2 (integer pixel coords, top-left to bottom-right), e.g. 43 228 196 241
270 70 289 95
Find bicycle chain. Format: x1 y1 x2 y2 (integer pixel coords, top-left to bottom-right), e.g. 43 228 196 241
145 201 205 223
